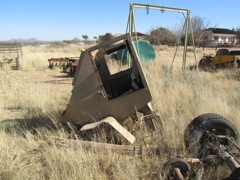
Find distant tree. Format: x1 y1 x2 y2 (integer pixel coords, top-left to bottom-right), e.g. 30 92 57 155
175 16 216 44
82 35 89 41
190 16 212 42
93 36 98 43
146 27 177 45
180 34 193 46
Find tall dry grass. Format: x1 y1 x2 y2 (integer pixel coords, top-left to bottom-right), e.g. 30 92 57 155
21 43 91 70
0 43 239 179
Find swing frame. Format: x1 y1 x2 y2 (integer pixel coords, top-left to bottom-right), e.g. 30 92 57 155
126 3 197 71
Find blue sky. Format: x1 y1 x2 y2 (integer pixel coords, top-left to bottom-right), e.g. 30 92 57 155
1 0 239 41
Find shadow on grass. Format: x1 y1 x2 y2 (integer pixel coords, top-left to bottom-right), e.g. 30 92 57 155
0 115 63 135
38 78 72 85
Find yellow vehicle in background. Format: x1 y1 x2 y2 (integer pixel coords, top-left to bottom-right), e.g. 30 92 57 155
199 48 240 70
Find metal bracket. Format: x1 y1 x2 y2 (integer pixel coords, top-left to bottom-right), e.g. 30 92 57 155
80 117 136 144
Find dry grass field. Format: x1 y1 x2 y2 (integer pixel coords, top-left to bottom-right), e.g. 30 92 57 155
0 43 240 179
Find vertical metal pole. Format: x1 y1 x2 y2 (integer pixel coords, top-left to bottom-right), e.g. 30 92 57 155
128 4 134 67
182 11 190 72
129 4 133 36
132 8 139 54
170 19 187 70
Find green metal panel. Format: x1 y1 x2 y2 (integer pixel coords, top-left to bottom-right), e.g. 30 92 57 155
117 40 155 63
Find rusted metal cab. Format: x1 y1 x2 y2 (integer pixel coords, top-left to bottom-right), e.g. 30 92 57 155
212 48 240 67
62 34 158 143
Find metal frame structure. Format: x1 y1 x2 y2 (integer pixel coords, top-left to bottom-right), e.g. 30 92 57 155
62 33 160 144
126 3 197 71
0 42 23 69
48 57 79 76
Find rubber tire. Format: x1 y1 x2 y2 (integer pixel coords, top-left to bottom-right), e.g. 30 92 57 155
198 57 212 70
198 58 207 68
161 157 190 179
184 113 240 157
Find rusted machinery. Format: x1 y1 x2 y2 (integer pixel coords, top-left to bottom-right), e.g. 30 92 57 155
62 33 160 144
161 113 240 179
61 2 197 135
198 48 240 70
48 57 79 76
61 33 240 178
0 42 22 69
48 2 240 178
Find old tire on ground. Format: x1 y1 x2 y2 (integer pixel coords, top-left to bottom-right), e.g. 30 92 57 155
198 57 211 70
198 58 207 68
184 113 240 157
161 157 190 179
